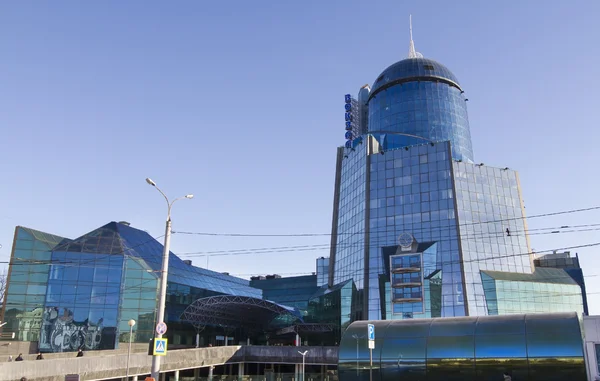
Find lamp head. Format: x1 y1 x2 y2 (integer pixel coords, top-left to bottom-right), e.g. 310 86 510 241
185 194 194 199
145 178 156 187
128 319 136 327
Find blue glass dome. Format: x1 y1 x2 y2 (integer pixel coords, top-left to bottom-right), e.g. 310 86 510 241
370 57 462 97
367 57 474 162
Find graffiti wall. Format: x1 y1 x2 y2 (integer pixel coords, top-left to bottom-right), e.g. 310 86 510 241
39 307 115 352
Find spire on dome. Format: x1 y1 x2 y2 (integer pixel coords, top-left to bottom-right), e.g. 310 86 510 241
407 15 423 59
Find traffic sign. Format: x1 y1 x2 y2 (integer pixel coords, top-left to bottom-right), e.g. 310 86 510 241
156 322 167 336
153 338 168 356
367 324 375 341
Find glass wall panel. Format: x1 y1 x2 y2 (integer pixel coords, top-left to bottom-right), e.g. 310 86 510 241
475 358 529 381
427 358 475 381
429 317 476 336
454 162 531 316
40 251 124 352
526 334 584 358
528 358 586 381
118 257 158 344
368 142 462 320
339 313 586 381
2 227 65 343
475 335 526 358
427 336 474 359
332 142 368 321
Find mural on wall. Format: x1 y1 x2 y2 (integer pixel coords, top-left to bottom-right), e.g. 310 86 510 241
39 307 108 352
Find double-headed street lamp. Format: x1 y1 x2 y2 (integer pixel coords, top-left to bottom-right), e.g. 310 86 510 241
298 350 308 381
146 178 193 381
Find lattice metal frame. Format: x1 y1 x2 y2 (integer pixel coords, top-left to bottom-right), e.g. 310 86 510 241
181 295 302 330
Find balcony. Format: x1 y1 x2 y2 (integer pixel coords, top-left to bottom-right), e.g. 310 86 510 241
392 297 422 303
391 267 421 274
392 281 422 288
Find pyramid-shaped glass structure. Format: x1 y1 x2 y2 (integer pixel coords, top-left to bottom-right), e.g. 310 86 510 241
53 221 261 298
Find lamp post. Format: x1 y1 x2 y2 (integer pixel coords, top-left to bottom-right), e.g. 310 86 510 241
351 334 364 376
126 319 136 381
298 350 308 381
146 178 193 380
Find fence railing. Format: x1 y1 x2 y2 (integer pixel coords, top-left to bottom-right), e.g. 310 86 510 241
178 373 338 381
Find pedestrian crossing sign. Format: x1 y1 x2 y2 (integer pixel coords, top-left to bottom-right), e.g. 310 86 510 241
153 338 168 356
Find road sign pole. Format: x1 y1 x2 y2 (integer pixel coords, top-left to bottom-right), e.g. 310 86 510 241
367 323 375 381
369 347 373 381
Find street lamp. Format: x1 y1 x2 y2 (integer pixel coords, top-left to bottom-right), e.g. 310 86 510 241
146 178 193 380
351 334 364 376
126 319 136 381
298 350 308 381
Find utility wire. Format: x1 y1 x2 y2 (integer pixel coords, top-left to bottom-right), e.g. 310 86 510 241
172 205 600 237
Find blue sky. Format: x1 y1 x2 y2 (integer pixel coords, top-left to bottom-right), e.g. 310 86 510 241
1 1 600 312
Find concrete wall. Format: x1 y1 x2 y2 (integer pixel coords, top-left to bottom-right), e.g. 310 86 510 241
0 345 339 381
0 341 39 358
0 342 150 362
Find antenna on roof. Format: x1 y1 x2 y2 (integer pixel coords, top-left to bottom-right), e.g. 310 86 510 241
408 15 423 59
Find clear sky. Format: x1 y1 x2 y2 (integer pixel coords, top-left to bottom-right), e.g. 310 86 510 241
1 1 600 312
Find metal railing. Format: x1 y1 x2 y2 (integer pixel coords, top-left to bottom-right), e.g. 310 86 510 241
179 374 338 381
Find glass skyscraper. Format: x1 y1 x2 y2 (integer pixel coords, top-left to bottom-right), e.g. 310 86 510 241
329 33 585 321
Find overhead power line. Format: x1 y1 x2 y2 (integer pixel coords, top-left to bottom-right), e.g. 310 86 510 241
172 205 600 237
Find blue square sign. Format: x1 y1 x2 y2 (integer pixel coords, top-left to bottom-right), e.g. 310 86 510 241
368 324 375 341
153 338 168 356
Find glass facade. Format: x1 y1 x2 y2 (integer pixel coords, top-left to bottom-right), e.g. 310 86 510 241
330 139 584 320
385 243 439 319
332 140 368 320
481 268 584 315
41 252 124 351
339 313 586 381
1 227 67 342
454 162 531 315
307 280 356 344
250 275 319 317
368 58 473 163
367 142 463 319
2 222 265 352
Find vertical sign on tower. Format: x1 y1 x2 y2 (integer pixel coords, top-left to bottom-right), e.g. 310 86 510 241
345 94 353 149
344 94 362 150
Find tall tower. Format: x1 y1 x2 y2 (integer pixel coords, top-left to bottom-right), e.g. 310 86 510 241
328 18 560 322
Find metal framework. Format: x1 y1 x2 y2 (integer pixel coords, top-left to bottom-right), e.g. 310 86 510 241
181 295 302 330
